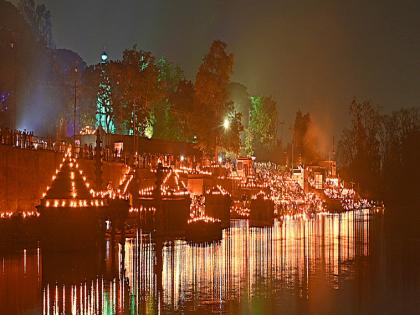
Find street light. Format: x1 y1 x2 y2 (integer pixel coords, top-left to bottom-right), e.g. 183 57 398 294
214 117 230 163
223 117 230 130
73 66 78 147
10 40 17 130
101 51 108 63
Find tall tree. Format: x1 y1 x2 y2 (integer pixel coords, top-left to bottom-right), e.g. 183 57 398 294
120 48 162 136
380 107 419 203
337 99 382 197
96 61 115 133
170 79 195 140
100 48 163 136
194 40 241 154
151 57 184 140
18 0 53 47
78 65 100 129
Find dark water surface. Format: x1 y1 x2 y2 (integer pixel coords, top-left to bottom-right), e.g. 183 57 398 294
1 210 420 315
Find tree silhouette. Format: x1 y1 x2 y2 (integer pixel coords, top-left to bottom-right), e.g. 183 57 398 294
18 0 53 47
151 58 184 140
194 40 241 154
338 99 384 199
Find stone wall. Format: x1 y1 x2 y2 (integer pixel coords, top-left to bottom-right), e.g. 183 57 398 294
0 146 126 212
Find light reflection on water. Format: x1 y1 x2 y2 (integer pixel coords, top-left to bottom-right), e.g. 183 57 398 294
1 210 379 314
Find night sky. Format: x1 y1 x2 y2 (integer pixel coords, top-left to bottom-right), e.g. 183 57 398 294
12 0 420 139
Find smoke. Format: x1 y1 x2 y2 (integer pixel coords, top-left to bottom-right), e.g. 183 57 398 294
304 114 334 160
16 55 60 136
17 82 61 136
16 47 85 137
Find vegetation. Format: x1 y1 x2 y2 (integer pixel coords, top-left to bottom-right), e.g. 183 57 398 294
245 96 278 156
0 1 279 158
193 40 242 154
18 0 53 47
79 40 245 155
337 99 419 204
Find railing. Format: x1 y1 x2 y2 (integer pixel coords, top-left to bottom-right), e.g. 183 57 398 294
0 128 197 168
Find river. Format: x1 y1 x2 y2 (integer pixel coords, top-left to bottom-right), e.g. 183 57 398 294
1 209 419 314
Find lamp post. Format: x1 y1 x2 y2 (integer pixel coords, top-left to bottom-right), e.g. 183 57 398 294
223 117 230 130
101 51 108 63
96 51 108 132
10 40 16 130
73 66 78 147
215 116 230 163
131 102 139 163
289 125 294 172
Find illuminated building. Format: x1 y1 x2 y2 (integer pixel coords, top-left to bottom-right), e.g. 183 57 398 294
37 150 109 250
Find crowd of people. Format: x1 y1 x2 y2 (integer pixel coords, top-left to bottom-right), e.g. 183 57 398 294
0 127 35 148
255 162 326 215
0 127 196 171
0 127 132 164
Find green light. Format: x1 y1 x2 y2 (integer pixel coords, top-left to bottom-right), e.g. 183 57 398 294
96 61 116 133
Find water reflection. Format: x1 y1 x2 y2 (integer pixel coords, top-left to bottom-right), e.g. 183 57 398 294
1 210 379 314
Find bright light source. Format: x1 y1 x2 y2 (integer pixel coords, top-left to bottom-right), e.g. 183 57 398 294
101 52 108 62
180 155 185 162
218 156 223 163
223 118 230 130
144 124 153 139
